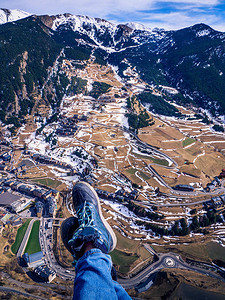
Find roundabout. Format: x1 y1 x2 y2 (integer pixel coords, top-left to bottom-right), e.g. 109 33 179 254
164 257 175 267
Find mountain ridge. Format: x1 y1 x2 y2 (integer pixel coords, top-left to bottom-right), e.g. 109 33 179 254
0 8 225 131
0 8 31 24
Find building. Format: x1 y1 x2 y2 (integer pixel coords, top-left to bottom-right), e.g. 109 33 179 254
0 164 7 171
13 219 23 226
1 152 11 161
48 197 56 217
214 176 221 185
33 188 46 198
205 177 221 192
23 251 44 268
50 189 60 200
211 196 225 210
3 180 14 187
43 190 52 200
0 192 21 208
10 197 33 213
205 183 216 192
35 201 44 217
220 194 225 203
11 181 23 191
79 115 88 121
47 220 53 229
8 215 22 226
173 184 195 192
129 190 139 200
34 265 56 282
18 184 34 196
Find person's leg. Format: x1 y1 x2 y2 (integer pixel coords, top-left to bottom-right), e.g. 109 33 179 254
61 182 132 300
74 248 132 300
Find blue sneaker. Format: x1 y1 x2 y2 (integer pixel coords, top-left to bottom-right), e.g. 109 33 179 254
61 216 79 255
67 182 117 263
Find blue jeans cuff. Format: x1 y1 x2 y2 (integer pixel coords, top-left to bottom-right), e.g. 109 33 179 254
79 248 102 261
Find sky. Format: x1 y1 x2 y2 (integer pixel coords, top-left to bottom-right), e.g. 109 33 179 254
2 0 225 31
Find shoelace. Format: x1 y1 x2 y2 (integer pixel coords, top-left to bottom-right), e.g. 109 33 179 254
76 202 106 241
77 201 95 227
68 202 106 265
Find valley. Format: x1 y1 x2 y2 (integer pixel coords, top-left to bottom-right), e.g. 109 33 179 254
0 8 225 299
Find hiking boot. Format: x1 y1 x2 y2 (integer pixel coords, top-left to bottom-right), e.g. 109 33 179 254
62 182 117 264
61 216 79 254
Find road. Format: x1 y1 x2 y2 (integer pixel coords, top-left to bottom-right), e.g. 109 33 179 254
95 122 177 168
16 212 225 291
26 218 225 291
147 165 171 189
95 122 225 198
39 217 75 281
118 252 225 290
0 286 47 300
14 214 74 281
125 127 178 168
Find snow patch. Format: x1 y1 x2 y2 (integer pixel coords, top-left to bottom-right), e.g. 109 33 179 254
196 29 211 37
0 9 31 24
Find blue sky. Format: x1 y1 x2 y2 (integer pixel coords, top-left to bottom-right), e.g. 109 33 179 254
2 0 225 31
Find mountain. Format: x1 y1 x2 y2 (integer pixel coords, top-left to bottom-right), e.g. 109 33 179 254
114 23 225 115
0 8 31 24
0 9 225 130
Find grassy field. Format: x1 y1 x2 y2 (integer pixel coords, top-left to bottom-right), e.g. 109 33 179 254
153 241 225 263
126 168 136 175
32 177 61 189
195 152 225 177
24 220 41 255
138 246 152 261
110 249 139 273
153 242 210 262
206 242 225 261
138 171 150 180
114 229 140 251
11 219 31 254
151 157 168 166
183 137 196 147
132 152 169 166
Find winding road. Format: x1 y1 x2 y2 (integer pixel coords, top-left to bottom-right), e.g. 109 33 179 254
118 250 225 291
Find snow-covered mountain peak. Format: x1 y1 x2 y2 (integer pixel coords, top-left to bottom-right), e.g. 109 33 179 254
126 22 151 32
51 13 136 51
52 13 116 32
0 8 31 24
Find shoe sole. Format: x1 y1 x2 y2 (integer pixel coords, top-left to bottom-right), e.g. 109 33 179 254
61 217 79 254
75 181 117 252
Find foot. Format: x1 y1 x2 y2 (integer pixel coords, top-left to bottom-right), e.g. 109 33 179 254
61 216 79 254
61 182 117 263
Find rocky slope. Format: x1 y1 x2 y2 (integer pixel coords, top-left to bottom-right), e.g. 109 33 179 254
0 9 225 130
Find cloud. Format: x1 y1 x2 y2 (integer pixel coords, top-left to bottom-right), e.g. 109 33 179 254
157 0 219 4
137 11 220 30
2 0 221 15
1 0 225 31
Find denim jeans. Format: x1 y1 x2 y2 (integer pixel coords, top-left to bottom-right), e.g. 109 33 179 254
73 248 132 300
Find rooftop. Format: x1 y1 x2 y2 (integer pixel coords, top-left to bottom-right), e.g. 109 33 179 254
28 251 43 263
0 192 21 205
